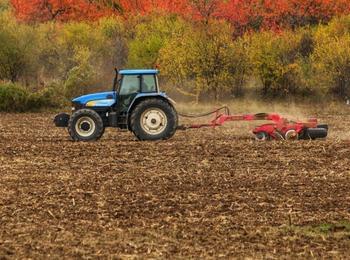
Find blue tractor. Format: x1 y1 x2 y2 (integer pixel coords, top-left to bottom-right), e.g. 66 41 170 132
54 69 178 141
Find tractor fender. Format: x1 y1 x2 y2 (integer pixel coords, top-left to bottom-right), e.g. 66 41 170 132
127 93 176 113
126 93 176 129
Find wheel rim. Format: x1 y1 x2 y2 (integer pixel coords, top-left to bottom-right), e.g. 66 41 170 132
285 130 298 140
255 132 268 141
75 116 96 137
140 108 168 135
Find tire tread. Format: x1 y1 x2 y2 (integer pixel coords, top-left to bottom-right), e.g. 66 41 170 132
130 98 177 141
68 109 104 141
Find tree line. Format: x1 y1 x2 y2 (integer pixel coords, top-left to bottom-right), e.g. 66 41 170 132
1 0 350 111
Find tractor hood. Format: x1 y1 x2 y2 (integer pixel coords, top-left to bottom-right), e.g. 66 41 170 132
72 91 116 107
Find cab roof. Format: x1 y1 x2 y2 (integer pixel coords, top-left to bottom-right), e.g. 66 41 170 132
119 69 159 75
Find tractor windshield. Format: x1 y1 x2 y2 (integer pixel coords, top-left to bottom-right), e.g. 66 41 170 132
118 74 158 95
119 75 140 95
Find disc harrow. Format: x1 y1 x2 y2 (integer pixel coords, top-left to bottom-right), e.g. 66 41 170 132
178 107 328 141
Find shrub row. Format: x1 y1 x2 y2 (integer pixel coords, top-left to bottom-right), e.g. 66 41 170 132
0 82 67 112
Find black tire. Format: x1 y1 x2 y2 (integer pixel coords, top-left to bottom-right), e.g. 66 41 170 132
68 109 105 141
305 128 328 140
130 98 178 141
317 124 329 130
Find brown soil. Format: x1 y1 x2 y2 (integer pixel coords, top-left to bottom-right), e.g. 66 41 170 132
0 111 350 258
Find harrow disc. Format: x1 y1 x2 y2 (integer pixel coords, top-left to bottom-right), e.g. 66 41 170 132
285 130 299 140
255 131 269 141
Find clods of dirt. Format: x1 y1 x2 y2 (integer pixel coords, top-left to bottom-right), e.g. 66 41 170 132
0 113 349 258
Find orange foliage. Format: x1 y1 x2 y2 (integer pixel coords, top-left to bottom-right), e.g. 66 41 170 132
10 0 350 32
220 0 350 32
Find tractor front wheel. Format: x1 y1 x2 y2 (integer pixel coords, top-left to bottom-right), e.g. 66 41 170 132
68 109 105 141
130 99 178 141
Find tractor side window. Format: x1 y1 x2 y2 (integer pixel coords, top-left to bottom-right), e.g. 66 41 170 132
142 75 157 92
119 75 140 95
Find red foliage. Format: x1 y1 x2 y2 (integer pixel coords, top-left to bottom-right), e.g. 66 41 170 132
10 0 350 32
219 0 350 33
116 0 190 15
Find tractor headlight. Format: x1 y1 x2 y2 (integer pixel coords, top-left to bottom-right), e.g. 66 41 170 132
86 101 96 107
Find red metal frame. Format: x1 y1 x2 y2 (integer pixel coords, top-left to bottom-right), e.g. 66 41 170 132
183 111 319 140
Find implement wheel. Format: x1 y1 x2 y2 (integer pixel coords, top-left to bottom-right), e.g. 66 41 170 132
130 98 178 141
255 131 269 141
68 109 105 141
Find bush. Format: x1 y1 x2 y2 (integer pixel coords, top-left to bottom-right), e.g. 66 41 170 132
27 84 68 110
0 82 67 112
0 82 29 111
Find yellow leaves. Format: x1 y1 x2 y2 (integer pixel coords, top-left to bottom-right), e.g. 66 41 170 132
283 63 300 75
246 29 315 97
127 15 187 68
159 20 250 101
312 22 350 95
98 16 125 39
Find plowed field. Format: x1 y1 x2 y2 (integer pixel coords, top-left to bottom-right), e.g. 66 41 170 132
1 110 350 258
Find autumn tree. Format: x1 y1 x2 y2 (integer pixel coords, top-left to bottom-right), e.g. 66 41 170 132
127 14 187 68
219 0 350 35
189 0 222 24
0 10 39 83
312 15 350 98
247 29 314 97
159 20 250 102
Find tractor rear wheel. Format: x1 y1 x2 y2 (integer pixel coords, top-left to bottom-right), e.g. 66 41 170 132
68 109 105 141
130 98 178 141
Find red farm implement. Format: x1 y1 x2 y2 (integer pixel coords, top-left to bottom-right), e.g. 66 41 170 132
178 107 328 141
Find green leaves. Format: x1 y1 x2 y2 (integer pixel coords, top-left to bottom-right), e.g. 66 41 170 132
127 14 187 68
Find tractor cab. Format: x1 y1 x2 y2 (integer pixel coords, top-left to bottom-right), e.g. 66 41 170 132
116 69 159 112
54 69 178 141
117 69 159 94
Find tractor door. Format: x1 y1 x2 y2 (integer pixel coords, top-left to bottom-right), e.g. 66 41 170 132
118 75 141 112
117 74 158 112
141 74 158 93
